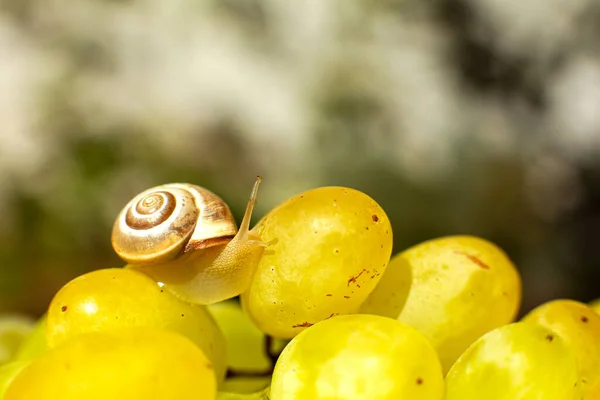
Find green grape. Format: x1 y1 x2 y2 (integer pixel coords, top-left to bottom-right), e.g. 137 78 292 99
4 327 216 400
45 268 227 382
219 377 272 396
0 361 29 398
0 315 36 366
376 235 521 373
590 299 600 316
13 315 48 363
206 300 272 375
241 187 393 339
270 314 444 400
359 255 411 319
217 386 270 400
445 322 581 400
521 299 600 398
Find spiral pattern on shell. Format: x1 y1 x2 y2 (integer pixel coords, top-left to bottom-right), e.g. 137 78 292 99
111 185 200 264
125 191 177 230
111 183 239 264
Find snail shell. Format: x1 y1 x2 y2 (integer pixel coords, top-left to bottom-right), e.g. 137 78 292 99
111 183 238 264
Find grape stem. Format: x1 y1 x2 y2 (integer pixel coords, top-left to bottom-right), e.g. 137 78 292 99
264 335 281 368
224 335 280 380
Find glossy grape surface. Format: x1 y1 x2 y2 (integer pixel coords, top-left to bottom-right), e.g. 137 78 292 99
0 316 35 366
388 235 521 373
359 254 411 319
4 327 216 400
207 300 272 375
0 361 29 398
445 322 581 400
217 387 270 400
522 299 600 397
241 187 393 338
219 377 272 396
270 314 444 400
45 268 227 382
13 315 48 363
590 299 600 316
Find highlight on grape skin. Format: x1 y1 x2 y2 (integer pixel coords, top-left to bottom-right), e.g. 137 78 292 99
445 322 582 400
2 176 598 400
44 267 228 383
241 186 394 339
521 299 600 397
4 327 218 400
362 235 523 374
269 314 445 400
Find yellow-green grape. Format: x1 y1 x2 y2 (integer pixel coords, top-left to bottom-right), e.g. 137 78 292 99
4 327 216 400
385 235 521 373
217 386 270 400
45 268 227 382
0 315 36 366
270 314 444 400
360 255 411 319
207 300 272 375
114 177 266 305
241 187 393 339
206 300 289 394
13 315 48 363
521 299 600 397
219 377 272 396
0 361 29 398
590 299 600 316
446 322 581 400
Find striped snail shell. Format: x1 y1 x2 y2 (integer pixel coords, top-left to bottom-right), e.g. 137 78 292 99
111 183 238 264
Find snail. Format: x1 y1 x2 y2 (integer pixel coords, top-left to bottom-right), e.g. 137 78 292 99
111 176 268 305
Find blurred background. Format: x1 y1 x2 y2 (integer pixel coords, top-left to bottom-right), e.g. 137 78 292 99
1 0 599 318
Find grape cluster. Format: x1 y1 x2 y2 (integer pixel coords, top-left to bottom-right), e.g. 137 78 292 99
0 184 599 399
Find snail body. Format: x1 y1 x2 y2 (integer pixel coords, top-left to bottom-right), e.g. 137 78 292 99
111 177 266 305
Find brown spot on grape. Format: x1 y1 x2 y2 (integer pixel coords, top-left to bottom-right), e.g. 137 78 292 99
546 334 554 342
326 294 333 297
372 214 379 222
160 290 164 293
581 316 589 323
454 251 490 269
416 378 423 385
292 322 313 328
326 313 339 319
344 296 350 299
334 249 339 254
348 269 367 286
181 314 185 317
365 226 369 230
61 306 67 312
